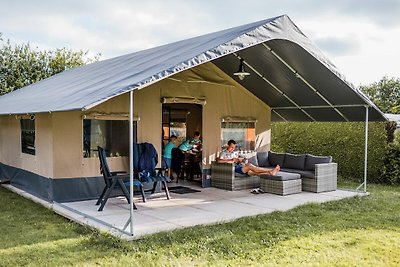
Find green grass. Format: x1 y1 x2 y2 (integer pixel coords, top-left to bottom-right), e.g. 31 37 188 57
1 184 399 266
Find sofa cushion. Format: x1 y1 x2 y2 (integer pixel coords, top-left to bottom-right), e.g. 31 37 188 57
247 155 258 166
279 168 315 179
268 151 285 166
305 154 332 170
292 170 315 179
260 171 301 181
257 152 270 167
283 153 306 170
235 172 249 177
245 151 258 166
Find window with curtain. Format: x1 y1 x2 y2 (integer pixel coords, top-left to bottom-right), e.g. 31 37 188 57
21 119 36 155
221 121 255 151
83 119 135 158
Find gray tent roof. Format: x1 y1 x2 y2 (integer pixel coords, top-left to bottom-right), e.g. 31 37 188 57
0 15 386 121
385 113 400 124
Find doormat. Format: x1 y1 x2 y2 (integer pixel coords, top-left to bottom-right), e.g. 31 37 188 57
168 186 201 194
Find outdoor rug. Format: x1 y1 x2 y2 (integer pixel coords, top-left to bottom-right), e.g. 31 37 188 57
168 186 201 194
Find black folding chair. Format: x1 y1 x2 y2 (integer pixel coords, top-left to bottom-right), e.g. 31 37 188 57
96 146 145 211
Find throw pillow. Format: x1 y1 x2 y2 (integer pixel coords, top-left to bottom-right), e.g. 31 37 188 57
246 151 258 166
268 151 285 166
305 154 332 170
283 153 306 170
257 152 270 167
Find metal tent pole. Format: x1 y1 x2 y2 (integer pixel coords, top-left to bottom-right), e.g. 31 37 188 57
357 106 369 192
363 106 369 192
129 91 134 235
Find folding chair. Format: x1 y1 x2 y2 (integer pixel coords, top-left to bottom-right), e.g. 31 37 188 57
96 146 145 211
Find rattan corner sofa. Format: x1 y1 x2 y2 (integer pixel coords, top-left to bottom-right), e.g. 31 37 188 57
210 151 337 194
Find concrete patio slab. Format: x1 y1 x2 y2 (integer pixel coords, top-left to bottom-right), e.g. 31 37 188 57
232 194 301 211
2 182 367 240
192 199 275 217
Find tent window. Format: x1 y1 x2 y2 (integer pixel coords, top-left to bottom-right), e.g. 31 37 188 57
21 119 35 155
83 119 135 158
221 122 255 151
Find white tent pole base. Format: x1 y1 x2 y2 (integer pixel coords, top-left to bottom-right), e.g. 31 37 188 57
123 218 131 231
356 181 366 192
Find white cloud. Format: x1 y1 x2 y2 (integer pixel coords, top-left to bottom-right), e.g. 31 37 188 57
296 14 400 84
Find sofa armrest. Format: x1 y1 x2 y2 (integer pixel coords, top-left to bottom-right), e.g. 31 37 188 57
211 162 235 180
211 161 235 189
314 162 337 191
315 163 337 177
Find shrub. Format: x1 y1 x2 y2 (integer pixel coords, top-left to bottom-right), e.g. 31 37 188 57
271 122 388 183
394 130 400 145
381 143 400 184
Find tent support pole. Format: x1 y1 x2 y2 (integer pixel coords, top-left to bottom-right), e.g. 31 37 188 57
357 106 369 192
124 91 135 235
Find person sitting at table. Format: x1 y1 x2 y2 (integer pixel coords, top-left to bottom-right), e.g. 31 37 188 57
163 135 178 178
179 131 201 152
217 139 280 176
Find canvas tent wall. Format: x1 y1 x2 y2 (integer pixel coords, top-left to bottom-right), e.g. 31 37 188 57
0 95 131 201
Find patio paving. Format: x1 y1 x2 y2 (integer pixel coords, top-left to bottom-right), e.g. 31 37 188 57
4 182 367 240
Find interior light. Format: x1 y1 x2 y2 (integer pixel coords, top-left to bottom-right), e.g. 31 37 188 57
233 58 250 80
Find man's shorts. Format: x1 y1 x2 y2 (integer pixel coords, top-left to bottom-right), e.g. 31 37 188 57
234 164 247 175
163 158 172 168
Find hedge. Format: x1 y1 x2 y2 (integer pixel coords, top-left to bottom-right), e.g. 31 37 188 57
381 142 400 185
271 122 388 183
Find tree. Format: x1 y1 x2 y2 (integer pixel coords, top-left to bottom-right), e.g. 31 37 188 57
359 76 400 113
0 33 100 96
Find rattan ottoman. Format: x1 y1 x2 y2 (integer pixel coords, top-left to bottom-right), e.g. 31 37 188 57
260 172 302 196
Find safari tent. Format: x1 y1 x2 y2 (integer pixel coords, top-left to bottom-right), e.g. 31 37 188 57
0 15 385 202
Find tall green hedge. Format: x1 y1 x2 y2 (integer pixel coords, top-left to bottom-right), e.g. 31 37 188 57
271 122 388 183
381 143 400 184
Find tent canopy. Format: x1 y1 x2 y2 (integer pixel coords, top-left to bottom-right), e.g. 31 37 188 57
0 14 386 121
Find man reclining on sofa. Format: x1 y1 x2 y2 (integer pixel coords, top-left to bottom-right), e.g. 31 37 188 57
217 139 280 176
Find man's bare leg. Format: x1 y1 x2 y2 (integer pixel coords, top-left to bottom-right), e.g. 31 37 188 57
245 165 280 176
243 163 269 173
270 165 280 175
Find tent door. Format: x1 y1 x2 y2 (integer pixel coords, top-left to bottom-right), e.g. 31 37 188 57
162 103 203 183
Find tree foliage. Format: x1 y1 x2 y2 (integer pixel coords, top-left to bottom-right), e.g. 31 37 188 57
0 33 99 96
359 76 400 113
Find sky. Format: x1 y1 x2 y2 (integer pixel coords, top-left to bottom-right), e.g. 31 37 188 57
1 0 400 86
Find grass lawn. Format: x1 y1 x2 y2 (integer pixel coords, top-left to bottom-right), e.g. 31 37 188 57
0 183 399 266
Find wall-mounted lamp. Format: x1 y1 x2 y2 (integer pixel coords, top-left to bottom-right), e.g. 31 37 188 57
161 97 206 105
82 112 140 121
233 58 250 80
15 114 35 120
